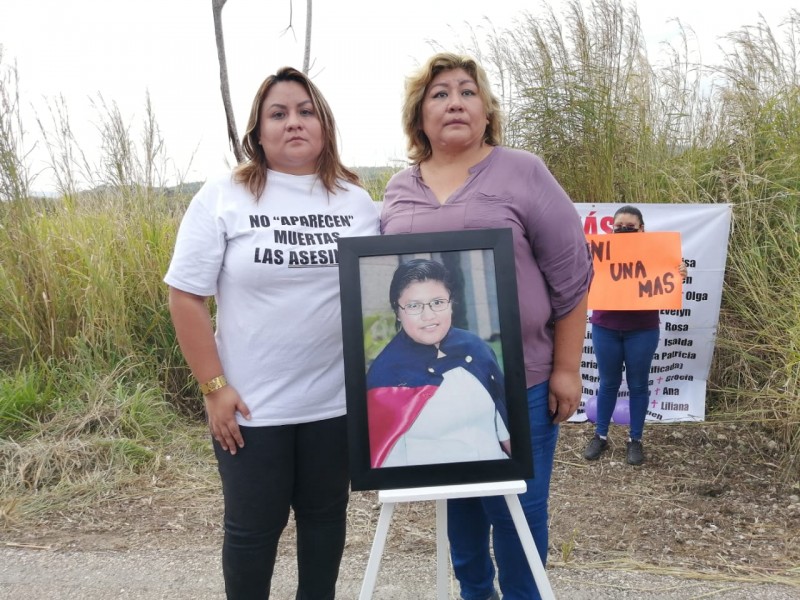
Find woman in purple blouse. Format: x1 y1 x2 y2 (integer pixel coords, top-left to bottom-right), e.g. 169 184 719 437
381 52 592 600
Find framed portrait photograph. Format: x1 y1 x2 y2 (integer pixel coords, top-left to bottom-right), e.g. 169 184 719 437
338 228 532 491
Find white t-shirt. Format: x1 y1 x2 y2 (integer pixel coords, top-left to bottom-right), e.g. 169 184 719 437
165 170 379 425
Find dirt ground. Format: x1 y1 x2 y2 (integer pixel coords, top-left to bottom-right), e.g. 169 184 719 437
2 421 799 595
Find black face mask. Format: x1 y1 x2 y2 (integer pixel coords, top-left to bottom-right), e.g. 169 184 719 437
613 225 640 233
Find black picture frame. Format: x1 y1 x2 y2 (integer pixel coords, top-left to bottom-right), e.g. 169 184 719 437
338 228 532 491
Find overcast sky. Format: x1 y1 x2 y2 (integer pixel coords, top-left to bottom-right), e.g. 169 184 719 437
2 0 796 193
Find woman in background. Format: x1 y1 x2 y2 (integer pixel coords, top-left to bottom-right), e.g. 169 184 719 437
165 67 379 599
382 52 592 600
584 205 687 466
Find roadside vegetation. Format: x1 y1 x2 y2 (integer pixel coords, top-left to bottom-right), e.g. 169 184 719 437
0 0 797 552
466 0 799 472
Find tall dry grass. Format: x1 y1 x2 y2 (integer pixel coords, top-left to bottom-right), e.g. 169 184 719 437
0 53 205 522
474 0 799 474
0 49 29 201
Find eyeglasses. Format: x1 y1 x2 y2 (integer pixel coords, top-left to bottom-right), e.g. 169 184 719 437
613 224 640 233
398 298 451 315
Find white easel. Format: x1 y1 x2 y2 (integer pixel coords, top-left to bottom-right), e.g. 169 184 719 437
359 480 555 600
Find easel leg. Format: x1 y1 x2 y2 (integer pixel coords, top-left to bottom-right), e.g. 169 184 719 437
503 494 556 600
435 499 449 600
359 483 532 598
359 501 396 600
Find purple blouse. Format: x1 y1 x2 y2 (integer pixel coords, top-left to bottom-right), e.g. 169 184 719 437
381 146 593 387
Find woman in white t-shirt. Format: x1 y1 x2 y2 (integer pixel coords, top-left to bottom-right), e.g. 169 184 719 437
164 67 379 599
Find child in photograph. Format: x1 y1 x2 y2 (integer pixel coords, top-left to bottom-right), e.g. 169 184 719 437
366 258 510 468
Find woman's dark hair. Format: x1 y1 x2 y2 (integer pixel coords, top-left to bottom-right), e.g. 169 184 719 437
233 66 360 199
614 205 645 227
389 258 454 313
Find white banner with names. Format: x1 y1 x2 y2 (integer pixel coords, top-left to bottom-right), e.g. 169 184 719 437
571 203 732 423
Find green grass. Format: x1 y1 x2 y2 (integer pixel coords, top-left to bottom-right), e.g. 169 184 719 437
0 366 54 439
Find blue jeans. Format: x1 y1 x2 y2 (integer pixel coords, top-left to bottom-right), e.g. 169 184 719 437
447 381 558 600
592 324 660 441
213 416 349 600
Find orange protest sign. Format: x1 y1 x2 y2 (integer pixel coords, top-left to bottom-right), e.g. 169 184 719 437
586 232 683 310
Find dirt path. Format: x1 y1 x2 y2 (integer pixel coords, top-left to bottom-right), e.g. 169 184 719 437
2 422 798 599
3 544 799 599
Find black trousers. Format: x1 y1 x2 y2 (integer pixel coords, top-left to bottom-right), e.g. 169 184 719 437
213 416 350 600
